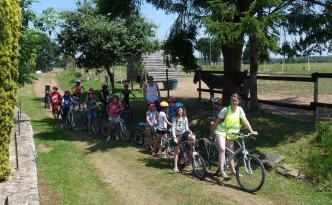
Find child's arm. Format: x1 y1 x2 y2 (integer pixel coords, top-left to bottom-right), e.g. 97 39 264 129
164 116 172 127
130 91 137 98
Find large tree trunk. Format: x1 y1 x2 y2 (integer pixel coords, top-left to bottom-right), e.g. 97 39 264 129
249 35 259 112
105 66 115 90
222 45 243 105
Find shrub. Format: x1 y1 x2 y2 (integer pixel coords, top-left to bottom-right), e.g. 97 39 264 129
0 0 21 181
308 122 332 191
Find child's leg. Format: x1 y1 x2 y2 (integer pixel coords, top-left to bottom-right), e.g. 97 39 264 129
153 133 162 153
174 144 180 171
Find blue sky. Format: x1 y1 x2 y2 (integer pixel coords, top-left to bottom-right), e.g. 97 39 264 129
31 0 178 41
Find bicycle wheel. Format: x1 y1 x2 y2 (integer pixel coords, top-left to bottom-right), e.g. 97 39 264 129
82 115 88 131
91 118 101 135
192 153 206 180
206 143 220 175
119 121 132 142
133 127 145 145
68 112 74 131
236 154 266 193
101 119 109 137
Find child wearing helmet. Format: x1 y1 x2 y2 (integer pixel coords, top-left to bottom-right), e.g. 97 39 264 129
44 83 51 108
106 95 123 141
145 101 159 146
71 79 85 111
120 83 136 108
50 86 61 114
82 91 98 134
210 97 223 140
166 97 176 122
172 102 196 173
61 90 76 127
152 101 172 156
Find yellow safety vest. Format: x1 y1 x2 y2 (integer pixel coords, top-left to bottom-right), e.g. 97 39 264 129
214 106 242 140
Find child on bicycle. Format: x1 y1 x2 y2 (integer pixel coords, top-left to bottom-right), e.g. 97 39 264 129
211 93 257 178
210 97 223 140
106 95 123 141
61 90 76 128
71 79 85 111
172 102 196 173
44 83 51 108
120 83 136 108
145 101 159 147
82 91 98 134
50 86 62 114
152 101 172 157
166 97 176 122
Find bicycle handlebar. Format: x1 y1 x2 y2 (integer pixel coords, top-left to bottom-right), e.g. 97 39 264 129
229 132 258 140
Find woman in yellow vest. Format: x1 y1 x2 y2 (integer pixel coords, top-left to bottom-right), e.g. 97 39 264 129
211 93 257 178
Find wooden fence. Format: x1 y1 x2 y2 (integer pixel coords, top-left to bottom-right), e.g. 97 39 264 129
196 70 332 121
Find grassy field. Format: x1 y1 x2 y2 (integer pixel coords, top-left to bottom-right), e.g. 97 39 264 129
16 67 332 204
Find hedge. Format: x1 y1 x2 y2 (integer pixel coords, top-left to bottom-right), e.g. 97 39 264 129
0 0 21 181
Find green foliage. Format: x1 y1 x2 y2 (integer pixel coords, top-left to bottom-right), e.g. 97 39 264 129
308 122 332 191
35 33 58 71
0 0 21 181
196 37 222 65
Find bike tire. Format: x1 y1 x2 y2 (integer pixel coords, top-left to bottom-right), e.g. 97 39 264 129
91 118 101 135
192 153 206 180
56 106 61 119
178 152 187 170
206 143 220 175
101 119 109 137
119 121 132 142
69 112 74 131
166 141 175 161
82 115 88 131
236 154 266 193
133 127 145 145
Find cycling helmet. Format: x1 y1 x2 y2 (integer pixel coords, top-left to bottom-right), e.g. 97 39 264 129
124 83 129 88
64 90 70 94
212 97 222 105
89 87 94 92
174 102 184 110
167 97 176 103
148 101 155 107
53 86 58 90
75 79 81 83
159 101 169 108
102 84 108 89
45 83 50 87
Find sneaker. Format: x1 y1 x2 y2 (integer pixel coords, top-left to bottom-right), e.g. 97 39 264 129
106 136 111 141
220 171 229 178
116 136 119 141
173 168 179 173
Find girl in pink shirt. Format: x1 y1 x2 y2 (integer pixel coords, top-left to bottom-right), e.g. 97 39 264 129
106 95 123 141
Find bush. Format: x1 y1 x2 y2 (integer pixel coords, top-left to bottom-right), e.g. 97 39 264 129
308 122 332 191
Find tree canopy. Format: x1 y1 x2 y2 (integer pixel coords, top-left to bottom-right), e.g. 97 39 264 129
57 0 159 88
196 37 222 65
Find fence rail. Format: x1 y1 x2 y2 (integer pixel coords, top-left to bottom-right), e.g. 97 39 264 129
196 70 332 121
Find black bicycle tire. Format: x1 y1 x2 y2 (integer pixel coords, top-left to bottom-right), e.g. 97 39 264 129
119 121 132 142
178 152 186 170
236 154 266 193
206 143 220 175
91 118 101 135
133 127 145 145
100 119 109 137
128 106 133 123
82 115 88 130
192 154 206 180
69 112 74 131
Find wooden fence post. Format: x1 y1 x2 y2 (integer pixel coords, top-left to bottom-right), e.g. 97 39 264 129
198 70 202 101
312 72 319 122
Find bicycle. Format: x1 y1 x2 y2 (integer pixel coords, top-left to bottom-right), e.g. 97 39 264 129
121 101 133 123
82 108 100 135
197 136 242 176
202 132 265 193
176 139 206 180
72 95 81 112
100 110 132 142
61 108 75 131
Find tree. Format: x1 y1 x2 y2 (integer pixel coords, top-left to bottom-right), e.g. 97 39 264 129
96 0 332 111
196 37 222 65
35 33 58 72
0 0 21 181
57 0 159 89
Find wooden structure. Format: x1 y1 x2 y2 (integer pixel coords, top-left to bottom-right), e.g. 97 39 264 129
126 50 180 82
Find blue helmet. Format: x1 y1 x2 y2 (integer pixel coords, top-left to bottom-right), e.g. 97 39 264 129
75 79 81 83
174 102 183 110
